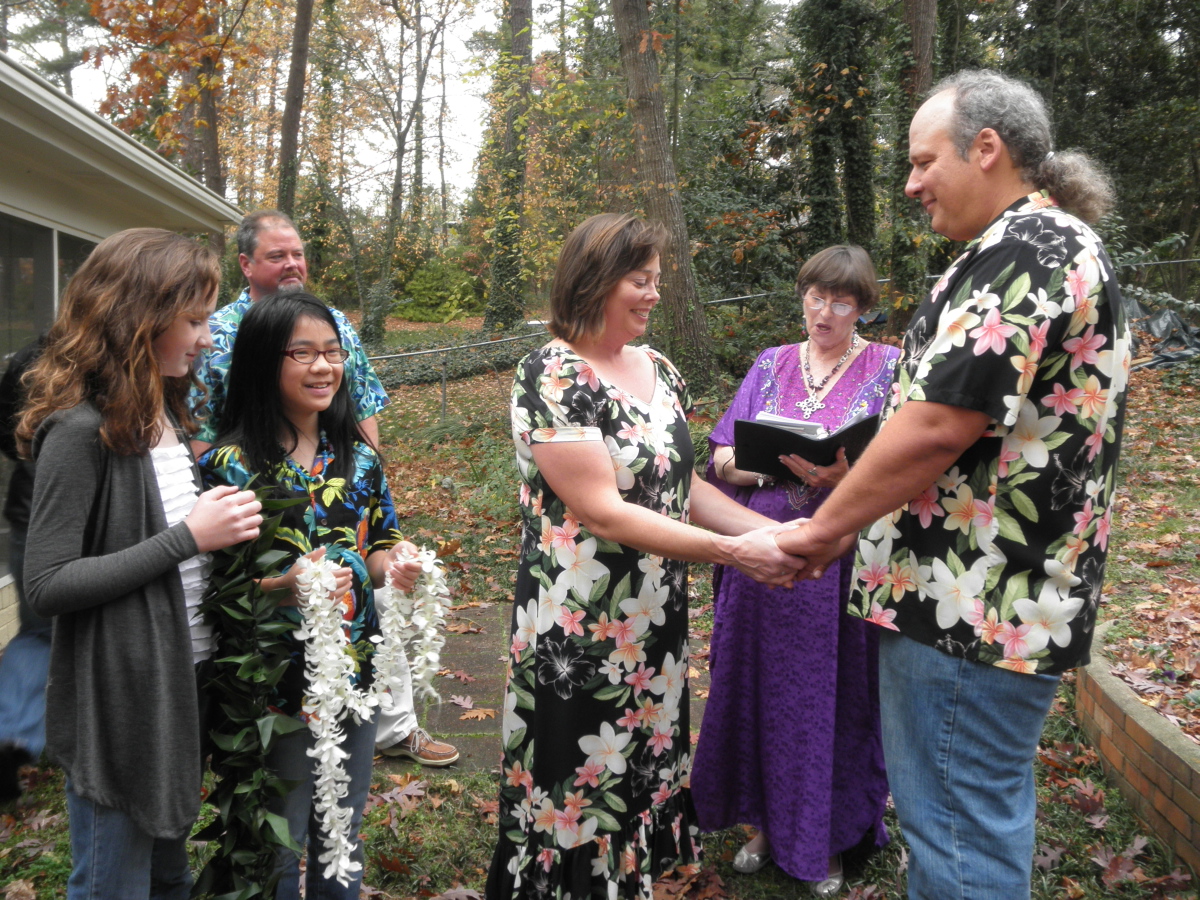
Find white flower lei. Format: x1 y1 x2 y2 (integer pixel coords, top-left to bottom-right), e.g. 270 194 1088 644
292 547 450 886
373 547 450 704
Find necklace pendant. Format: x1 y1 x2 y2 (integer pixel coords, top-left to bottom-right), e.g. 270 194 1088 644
798 396 824 419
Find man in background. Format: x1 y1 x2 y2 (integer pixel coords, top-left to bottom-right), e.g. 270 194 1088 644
194 210 459 767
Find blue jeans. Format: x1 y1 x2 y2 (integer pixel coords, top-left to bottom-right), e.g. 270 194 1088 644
65 782 191 900
878 631 1059 900
0 522 51 756
268 712 378 900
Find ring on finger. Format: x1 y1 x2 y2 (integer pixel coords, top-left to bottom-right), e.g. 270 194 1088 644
808 467 818 476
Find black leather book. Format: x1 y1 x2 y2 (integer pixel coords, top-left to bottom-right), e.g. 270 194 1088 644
732 413 881 479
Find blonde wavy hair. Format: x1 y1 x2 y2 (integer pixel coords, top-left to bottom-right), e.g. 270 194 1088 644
18 228 220 457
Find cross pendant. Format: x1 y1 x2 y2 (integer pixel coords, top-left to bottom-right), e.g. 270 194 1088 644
798 396 823 419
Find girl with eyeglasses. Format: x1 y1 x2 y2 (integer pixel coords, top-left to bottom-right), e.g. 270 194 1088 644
692 245 898 896
198 292 424 900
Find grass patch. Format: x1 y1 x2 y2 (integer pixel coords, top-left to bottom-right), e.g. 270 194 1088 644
361 771 499 897
0 766 71 900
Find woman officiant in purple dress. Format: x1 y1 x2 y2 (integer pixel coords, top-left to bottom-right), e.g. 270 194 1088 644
691 246 897 897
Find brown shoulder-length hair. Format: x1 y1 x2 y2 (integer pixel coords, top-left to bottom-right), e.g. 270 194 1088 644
18 228 220 457
548 213 668 343
795 244 880 314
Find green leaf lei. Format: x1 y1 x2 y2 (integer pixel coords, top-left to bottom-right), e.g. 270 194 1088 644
193 493 308 900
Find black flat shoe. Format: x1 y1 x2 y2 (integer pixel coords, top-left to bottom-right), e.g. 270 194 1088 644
0 743 32 804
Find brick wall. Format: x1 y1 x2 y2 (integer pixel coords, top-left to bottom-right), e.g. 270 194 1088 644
1076 633 1200 876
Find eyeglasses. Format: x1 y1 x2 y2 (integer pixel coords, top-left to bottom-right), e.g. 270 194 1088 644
803 294 858 317
281 347 350 364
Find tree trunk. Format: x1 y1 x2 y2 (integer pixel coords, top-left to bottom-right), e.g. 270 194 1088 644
903 0 937 98
482 0 533 333
611 0 715 393
57 15 72 96
175 13 227 254
887 0 937 333
265 35 280 180
841 111 876 253
670 0 681 156
437 30 448 243
361 3 445 346
277 0 315 216
409 0 425 230
805 115 841 252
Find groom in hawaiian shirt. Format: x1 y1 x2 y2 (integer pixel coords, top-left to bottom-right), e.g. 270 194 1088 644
777 70 1131 899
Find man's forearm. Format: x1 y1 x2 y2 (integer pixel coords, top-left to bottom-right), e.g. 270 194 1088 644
791 401 992 548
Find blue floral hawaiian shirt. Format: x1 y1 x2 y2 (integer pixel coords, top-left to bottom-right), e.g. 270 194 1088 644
199 437 402 715
193 288 389 443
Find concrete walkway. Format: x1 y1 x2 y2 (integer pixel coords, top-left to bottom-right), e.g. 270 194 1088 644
376 600 511 776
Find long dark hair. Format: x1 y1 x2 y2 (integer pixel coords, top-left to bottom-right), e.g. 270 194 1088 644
216 292 362 480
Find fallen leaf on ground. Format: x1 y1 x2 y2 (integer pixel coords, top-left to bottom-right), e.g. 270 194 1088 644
375 853 412 874
471 795 499 824
461 707 496 720
24 810 62 831
450 694 474 709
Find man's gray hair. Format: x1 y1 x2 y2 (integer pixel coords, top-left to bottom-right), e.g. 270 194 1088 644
236 209 301 258
932 69 1114 223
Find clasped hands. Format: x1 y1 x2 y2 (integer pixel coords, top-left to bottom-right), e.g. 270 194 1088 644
728 519 857 587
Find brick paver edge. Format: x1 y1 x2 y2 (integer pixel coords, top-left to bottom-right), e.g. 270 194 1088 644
1076 623 1200 876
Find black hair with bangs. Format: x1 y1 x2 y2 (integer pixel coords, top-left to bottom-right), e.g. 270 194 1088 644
215 292 363 480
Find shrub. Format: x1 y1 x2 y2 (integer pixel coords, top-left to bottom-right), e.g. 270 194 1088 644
394 257 484 324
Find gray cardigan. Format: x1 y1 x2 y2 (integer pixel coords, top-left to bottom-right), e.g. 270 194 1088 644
26 403 204 839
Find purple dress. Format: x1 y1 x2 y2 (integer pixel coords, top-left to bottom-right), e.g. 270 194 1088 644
690 341 898 881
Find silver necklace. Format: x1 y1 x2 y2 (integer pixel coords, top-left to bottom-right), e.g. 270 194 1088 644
798 334 858 419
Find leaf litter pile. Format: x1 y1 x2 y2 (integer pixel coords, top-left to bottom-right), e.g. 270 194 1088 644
1101 365 1200 746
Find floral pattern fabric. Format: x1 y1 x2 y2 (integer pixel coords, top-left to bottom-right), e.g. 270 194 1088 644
199 437 402 715
193 289 389 443
850 192 1131 676
487 345 700 900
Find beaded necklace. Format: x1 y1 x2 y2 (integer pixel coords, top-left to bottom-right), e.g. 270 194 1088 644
798 333 859 419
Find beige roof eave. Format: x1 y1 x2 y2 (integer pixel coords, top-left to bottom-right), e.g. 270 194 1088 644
0 51 242 241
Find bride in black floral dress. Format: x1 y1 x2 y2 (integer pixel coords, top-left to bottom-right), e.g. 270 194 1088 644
486 214 805 900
